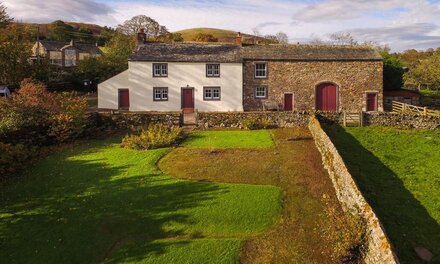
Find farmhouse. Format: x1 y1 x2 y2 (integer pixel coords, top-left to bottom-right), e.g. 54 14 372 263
98 32 383 112
31 40 103 67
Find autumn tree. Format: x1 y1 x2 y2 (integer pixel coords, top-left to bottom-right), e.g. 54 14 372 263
117 15 168 38
192 33 218 42
409 48 440 88
329 32 358 45
0 1 12 28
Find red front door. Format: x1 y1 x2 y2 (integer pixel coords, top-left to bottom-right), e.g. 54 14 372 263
118 89 130 110
182 88 194 113
284 93 293 111
316 83 337 111
367 93 378 111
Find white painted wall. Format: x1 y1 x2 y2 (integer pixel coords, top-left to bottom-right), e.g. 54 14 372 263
98 70 129 109
97 62 243 112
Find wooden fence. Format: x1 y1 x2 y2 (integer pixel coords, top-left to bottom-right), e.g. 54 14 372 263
391 101 440 117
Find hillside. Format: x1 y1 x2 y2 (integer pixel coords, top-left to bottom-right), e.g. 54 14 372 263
14 22 105 38
175 28 264 44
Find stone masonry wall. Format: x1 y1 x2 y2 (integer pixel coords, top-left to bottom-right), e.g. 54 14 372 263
308 115 399 264
196 111 311 128
363 112 439 129
87 112 181 132
243 60 384 112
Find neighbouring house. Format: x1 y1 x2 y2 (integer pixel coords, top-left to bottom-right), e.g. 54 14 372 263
384 90 421 106
31 40 103 67
98 31 383 113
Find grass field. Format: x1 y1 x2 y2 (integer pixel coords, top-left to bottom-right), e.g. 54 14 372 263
175 28 261 43
419 89 440 97
0 137 281 263
161 128 363 263
325 126 440 264
182 130 274 149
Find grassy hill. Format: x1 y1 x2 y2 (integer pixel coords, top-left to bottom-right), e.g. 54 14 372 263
175 28 264 44
14 22 105 39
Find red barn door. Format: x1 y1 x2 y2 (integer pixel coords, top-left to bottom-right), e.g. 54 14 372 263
118 89 130 110
284 93 293 111
316 83 337 111
366 93 378 111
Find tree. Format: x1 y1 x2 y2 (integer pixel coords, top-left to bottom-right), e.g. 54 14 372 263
0 24 32 86
381 51 404 90
117 15 169 38
329 32 358 45
0 1 12 28
275 32 289 44
192 33 218 42
409 49 440 88
47 20 75 41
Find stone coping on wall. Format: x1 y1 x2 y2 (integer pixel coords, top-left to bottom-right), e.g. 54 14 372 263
308 115 399 264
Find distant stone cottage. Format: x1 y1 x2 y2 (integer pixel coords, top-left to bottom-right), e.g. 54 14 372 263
31 40 103 67
98 32 383 113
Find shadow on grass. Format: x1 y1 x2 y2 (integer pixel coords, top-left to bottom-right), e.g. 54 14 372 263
0 142 227 263
323 124 440 264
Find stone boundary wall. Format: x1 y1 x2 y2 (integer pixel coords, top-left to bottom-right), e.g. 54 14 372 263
363 112 439 130
196 111 311 128
308 115 399 264
87 112 181 132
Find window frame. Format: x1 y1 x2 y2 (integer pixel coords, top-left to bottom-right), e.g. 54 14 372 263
152 63 168 77
255 86 268 99
255 62 268 79
203 86 221 101
206 64 221 78
153 87 169 101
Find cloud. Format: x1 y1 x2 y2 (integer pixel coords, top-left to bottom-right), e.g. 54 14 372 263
347 23 440 51
2 0 114 24
2 0 440 51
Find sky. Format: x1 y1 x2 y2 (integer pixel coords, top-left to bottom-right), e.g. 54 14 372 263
3 0 440 51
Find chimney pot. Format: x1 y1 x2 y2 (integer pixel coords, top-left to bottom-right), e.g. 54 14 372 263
235 32 242 46
137 28 147 45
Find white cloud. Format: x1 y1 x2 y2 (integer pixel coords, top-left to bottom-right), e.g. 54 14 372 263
2 0 440 51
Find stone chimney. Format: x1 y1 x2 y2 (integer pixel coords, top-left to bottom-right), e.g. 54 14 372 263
235 32 242 46
137 28 147 45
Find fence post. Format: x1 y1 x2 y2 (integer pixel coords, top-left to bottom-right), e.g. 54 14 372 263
402 103 406 112
424 107 427 116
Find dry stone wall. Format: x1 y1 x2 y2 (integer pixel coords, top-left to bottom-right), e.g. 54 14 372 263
196 111 311 128
87 112 181 132
308 115 399 264
364 112 440 129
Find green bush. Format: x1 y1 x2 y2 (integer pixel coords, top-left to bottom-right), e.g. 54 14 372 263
242 117 270 130
0 143 34 178
121 124 183 150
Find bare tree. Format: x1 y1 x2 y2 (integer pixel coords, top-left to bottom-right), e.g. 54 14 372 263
0 1 13 28
117 15 169 38
275 32 289 44
328 32 358 45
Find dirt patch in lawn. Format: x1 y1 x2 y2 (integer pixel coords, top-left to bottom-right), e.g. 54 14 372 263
159 128 364 264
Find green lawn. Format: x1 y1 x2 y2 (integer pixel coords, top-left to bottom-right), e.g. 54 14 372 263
325 126 440 264
419 89 440 97
182 130 274 149
0 138 281 263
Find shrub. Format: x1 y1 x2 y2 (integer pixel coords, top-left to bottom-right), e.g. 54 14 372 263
0 79 88 145
0 143 34 178
121 124 183 150
242 117 270 130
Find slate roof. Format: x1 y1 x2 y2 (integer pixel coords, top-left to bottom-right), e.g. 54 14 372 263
130 43 242 62
384 90 421 97
39 40 103 55
130 43 382 62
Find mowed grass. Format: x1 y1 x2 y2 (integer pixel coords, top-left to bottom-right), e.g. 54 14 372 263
0 138 281 263
183 130 274 149
325 126 440 264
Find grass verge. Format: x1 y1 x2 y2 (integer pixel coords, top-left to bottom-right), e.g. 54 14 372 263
325 126 440 264
182 130 274 149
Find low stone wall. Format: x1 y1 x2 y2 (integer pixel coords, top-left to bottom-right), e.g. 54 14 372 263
87 112 181 131
363 112 439 130
197 111 311 128
308 115 399 264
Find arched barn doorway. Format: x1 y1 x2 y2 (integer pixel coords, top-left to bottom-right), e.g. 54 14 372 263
316 83 338 111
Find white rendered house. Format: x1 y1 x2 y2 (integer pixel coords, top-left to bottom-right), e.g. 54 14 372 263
98 34 243 113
